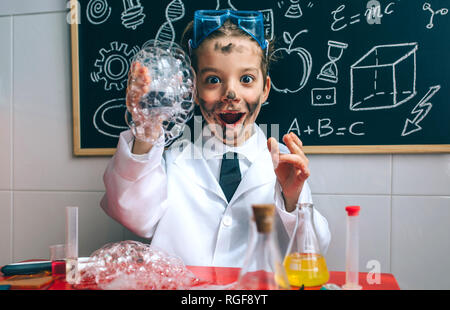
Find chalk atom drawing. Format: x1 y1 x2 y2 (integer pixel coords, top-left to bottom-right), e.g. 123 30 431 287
90 41 140 91
350 43 418 111
423 2 448 29
86 0 112 25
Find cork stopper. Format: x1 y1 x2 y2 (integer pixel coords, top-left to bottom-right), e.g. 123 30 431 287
252 204 275 233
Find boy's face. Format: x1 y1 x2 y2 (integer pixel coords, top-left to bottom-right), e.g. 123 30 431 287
194 37 271 146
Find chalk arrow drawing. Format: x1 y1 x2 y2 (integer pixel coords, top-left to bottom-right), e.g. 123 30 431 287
401 85 440 136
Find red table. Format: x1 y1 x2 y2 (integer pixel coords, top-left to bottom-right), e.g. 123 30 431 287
187 266 400 290
1 265 399 290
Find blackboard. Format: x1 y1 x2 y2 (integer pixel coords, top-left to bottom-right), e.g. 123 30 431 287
70 0 450 156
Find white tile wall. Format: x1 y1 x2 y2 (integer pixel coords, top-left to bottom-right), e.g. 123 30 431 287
0 192 12 264
12 13 110 192
313 194 391 274
0 0 66 16
0 16 12 190
308 154 393 195
393 154 450 196
0 2 449 291
391 196 450 290
13 191 124 261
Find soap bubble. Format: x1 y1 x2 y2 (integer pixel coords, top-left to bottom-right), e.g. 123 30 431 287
75 240 200 290
125 40 196 146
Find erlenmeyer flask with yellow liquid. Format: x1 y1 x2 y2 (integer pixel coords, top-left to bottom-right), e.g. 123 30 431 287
284 203 329 288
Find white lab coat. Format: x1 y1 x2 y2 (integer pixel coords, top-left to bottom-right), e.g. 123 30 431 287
101 126 330 267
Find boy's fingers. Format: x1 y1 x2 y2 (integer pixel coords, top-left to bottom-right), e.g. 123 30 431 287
278 154 310 178
267 137 280 169
283 134 308 163
289 132 303 148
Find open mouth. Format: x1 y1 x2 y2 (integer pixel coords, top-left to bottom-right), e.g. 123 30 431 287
218 112 245 126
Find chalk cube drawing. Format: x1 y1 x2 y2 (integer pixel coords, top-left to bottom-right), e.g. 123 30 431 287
350 43 418 111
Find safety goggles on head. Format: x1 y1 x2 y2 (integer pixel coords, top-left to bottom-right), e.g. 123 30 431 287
189 10 268 51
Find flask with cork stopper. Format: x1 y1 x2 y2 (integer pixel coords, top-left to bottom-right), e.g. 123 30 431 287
234 204 291 290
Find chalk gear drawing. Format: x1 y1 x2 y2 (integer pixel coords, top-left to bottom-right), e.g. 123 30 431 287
91 41 140 91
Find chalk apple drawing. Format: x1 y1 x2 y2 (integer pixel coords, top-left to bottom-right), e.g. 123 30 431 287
270 30 313 93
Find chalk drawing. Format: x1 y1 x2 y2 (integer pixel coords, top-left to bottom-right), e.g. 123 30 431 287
93 98 128 138
155 0 185 43
86 0 111 25
365 0 383 24
317 40 348 84
311 87 337 106
215 0 237 10
423 2 448 29
284 0 303 19
121 0 146 30
90 41 140 91
270 30 312 94
331 2 396 31
401 85 440 136
350 43 418 111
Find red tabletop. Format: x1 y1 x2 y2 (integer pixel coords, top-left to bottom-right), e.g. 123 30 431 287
186 266 400 290
1 264 399 290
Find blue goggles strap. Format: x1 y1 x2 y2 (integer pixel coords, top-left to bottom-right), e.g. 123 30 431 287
190 10 268 50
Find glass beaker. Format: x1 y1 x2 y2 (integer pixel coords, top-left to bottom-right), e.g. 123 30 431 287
235 204 291 290
284 203 329 288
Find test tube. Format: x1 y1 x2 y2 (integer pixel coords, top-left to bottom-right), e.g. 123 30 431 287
65 206 79 284
343 205 362 290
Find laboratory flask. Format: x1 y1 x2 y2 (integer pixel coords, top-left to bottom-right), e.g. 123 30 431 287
235 204 291 290
284 203 329 288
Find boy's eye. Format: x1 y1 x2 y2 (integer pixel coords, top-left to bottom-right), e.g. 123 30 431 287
241 75 254 84
206 76 220 84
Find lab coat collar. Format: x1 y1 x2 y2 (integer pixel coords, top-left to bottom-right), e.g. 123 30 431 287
172 124 275 205
201 124 262 164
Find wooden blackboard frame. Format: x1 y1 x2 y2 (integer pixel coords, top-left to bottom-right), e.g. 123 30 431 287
69 1 450 156
71 0 115 156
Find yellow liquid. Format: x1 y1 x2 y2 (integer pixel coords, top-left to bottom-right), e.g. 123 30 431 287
284 253 330 287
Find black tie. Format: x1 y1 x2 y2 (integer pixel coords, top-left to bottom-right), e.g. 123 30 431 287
219 152 242 202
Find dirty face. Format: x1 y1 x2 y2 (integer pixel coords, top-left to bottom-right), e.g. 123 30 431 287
195 37 271 146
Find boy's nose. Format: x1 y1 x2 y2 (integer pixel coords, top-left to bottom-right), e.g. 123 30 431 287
221 84 240 104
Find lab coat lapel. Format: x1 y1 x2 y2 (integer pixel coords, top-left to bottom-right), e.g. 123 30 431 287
229 149 275 205
172 141 227 203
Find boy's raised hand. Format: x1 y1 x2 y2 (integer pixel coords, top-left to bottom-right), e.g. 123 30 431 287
267 133 310 212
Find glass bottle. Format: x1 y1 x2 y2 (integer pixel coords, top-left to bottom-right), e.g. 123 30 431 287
284 203 329 288
235 204 291 290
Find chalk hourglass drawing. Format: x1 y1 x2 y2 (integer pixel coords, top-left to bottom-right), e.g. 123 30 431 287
317 40 348 84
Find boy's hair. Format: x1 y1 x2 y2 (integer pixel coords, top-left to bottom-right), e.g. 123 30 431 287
180 19 275 82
